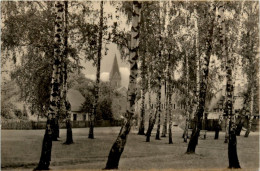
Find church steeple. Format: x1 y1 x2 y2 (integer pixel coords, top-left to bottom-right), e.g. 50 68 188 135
110 55 121 88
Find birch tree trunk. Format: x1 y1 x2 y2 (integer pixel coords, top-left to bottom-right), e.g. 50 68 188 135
218 5 240 168
146 69 152 137
89 1 103 139
105 1 141 169
244 28 257 137
138 33 146 135
161 2 168 138
155 71 162 140
245 89 254 137
186 4 215 154
63 1 73 145
145 56 159 142
167 53 173 144
155 1 163 140
183 41 190 143
146 77 161 142
191 8 200 123
35 2 64 170
162 79 168 137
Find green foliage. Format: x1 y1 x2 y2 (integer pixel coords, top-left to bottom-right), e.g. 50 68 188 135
97 97 113 120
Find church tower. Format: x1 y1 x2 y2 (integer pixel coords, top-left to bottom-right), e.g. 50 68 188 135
110 55 121 88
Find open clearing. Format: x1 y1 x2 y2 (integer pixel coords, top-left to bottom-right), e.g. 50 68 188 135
1 127 259 170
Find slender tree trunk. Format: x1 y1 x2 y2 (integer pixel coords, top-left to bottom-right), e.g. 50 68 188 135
155 77 162 140
168 89 173 144
138 40 146 135
146 77 161 142
35 2 64 170
214 115 222 139
89 1 103 139
161 79 168 137
245 89 254 137
146 70 152 136
167 53 173 144
63 1 73 145
245 29 256 137
223 93 228 143
155 2 163 140
191 8 200 125
161 2 168 138
186 4 215 154
105 1 141 169
183 41 190 143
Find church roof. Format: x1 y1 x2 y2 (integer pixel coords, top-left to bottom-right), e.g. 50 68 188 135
67 89 85 112
110 55 121 80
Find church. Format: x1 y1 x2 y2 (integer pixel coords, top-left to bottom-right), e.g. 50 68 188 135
109 55 122 89
109 55 127 119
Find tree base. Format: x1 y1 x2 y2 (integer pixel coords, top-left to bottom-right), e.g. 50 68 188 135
186 151 195 154
186 129 199 153
63 141 73 145
228 131 241 168
34 166 50 171
137 131 145 135
244 130 250 137
214 129 219 139
88 135 94 139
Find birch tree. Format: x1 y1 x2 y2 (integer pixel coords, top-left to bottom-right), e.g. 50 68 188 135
35 2 65 169
88 1 104 139
186 2 215 154
105 1 141 169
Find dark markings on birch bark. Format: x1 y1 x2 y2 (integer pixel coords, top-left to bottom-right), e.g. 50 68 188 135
89 1 103 139
105 1 141 169
218 5 240 168
186 4 214 154
63 1 73 145
35 2 64 170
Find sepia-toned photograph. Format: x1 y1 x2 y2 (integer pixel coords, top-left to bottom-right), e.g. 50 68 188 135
1 1 259 170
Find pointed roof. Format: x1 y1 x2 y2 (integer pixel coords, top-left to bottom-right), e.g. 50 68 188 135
110 55 121 80
67 89 85 112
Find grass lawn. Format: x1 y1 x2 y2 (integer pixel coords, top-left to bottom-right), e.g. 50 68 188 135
1 126 259 170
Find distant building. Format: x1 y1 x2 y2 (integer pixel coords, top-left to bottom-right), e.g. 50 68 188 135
205 84 246 119
135 84 186 127
67 89 88 121
109 55 121 89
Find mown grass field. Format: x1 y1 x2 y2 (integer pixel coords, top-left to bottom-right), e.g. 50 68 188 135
1 127 259 170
